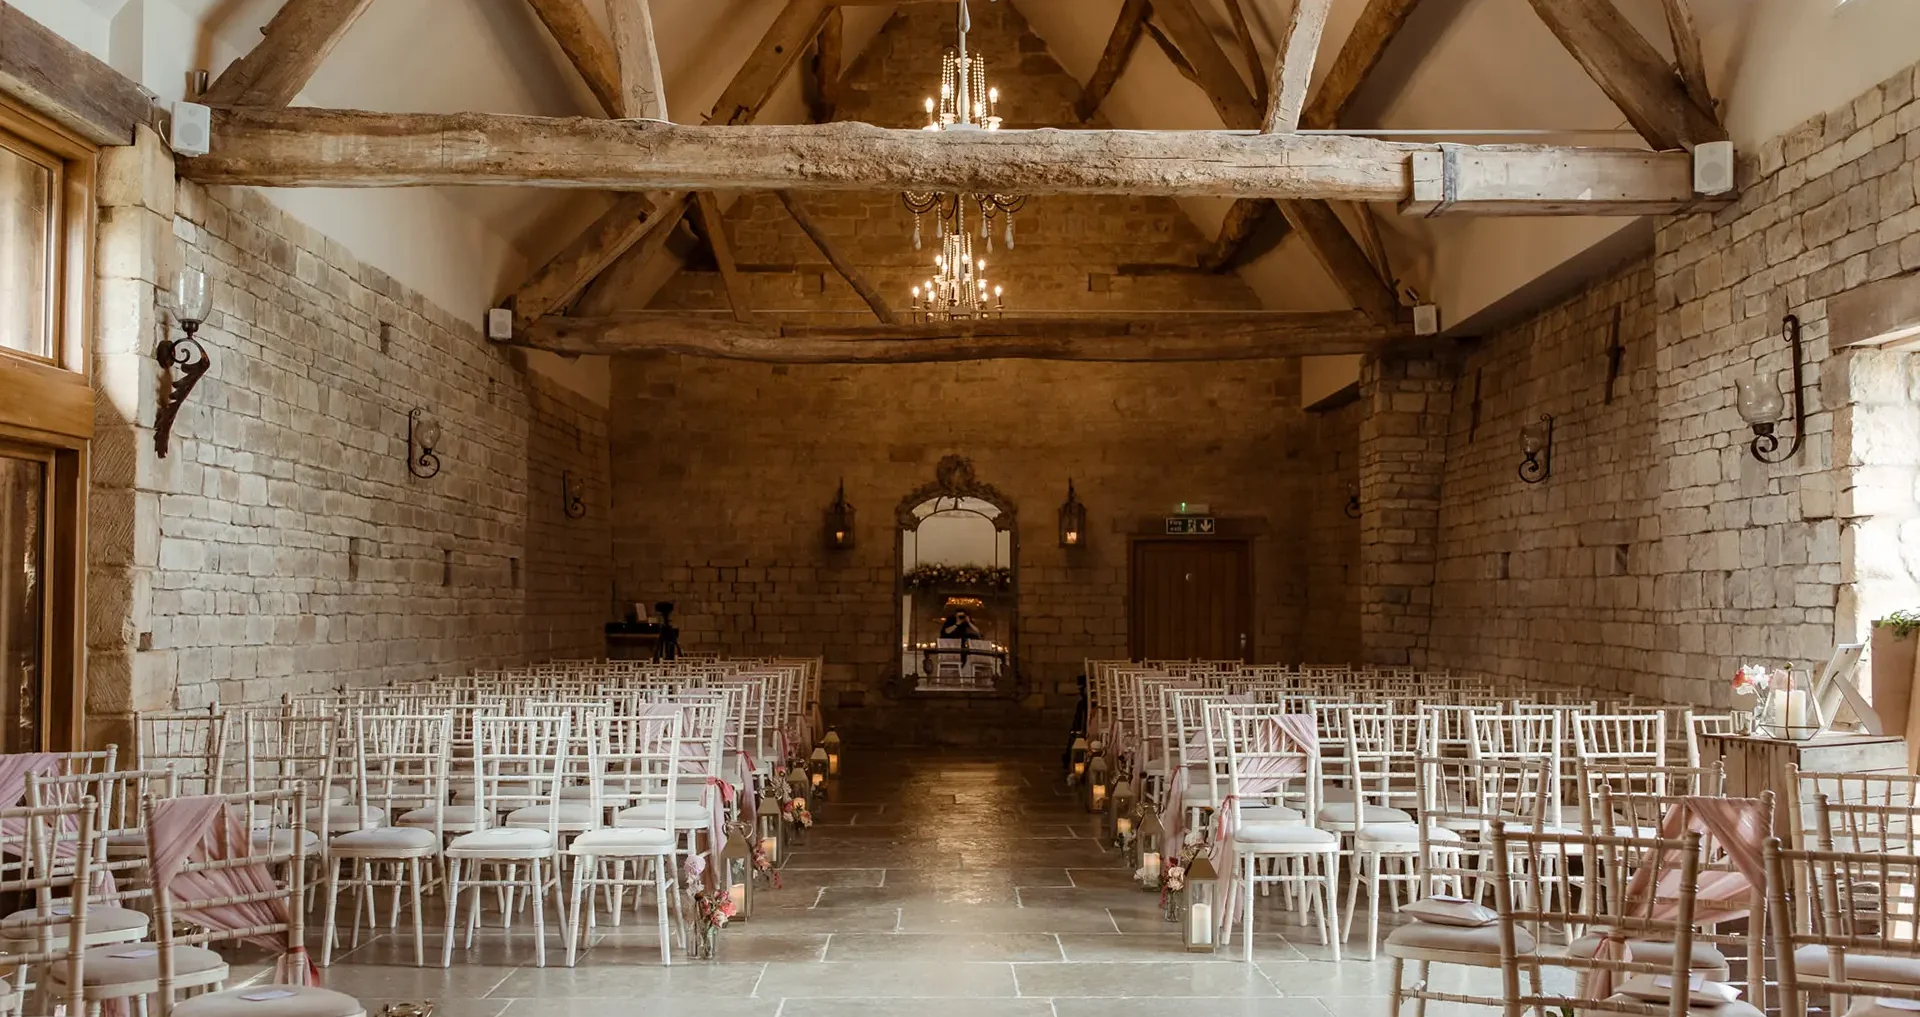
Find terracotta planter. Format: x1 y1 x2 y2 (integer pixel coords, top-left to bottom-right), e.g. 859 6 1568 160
1870 625 1919 740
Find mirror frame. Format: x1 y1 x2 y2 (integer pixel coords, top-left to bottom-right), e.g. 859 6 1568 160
891 456 1019 697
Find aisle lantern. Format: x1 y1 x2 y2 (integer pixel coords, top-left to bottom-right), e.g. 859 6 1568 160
1182 854 1219 953
1069 737 1088 784
756 791 785 865
1136 812 1165 890
808 746 829 788
1109 779 1137 846
823 729 843 776
1087 756 1108 813
721 824 754 920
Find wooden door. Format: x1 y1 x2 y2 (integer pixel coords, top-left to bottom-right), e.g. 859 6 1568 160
1129 539 1253 661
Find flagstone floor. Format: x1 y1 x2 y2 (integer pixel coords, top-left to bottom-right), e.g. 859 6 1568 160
318 750 1513 1017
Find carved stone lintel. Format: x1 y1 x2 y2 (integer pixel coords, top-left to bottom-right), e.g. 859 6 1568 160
897 455 1017 530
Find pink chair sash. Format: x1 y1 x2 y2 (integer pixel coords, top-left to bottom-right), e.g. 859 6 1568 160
150 796 321 988
1585 796 1767 998
0 753 117 895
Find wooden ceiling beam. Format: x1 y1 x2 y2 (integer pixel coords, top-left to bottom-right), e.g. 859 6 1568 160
0 4 154 145
507 190 682 329
1300 0 1424 130
775 191 899 325
1263 0 1332 134
709 0 833 126
608 0 668 120
515 311 1416 361
1659 0 1714 118
1226 0 1268 108
573 196 693 315
1526 0 1725 150
807 7 844 123
692 191 754 322
523 0 624 117
1077 0 1151 123
1151 0 1264 129
199 0 379 107
184 108 1720 214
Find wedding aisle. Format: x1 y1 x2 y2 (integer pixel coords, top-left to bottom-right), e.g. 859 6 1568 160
316 750 1444 1017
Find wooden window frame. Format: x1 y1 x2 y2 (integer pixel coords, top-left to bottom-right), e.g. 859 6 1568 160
0 95 97 750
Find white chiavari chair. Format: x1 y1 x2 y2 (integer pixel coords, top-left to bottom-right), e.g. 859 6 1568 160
442 714 572 968
135 707 225 796
1340 709 1424 959
1217 708 1340 963
0 801 95 1017
321 712 451 967
565 711 685 967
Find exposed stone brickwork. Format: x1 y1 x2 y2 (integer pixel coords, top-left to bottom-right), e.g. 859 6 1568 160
608 4 1345 745
1358 357 1452 665
85 126 610 745
1302 399 1362 663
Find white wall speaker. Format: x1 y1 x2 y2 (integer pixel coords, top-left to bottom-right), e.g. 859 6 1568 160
1413 304 1441 336
486 308 514 341
169 101 212 158
1694 140 1735 195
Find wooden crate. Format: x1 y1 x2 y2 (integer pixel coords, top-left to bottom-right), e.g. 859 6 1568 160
1697 731 1909 838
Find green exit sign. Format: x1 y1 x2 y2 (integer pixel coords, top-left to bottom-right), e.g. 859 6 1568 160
1165 516 1217 535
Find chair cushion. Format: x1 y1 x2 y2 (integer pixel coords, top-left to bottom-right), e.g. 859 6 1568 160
1317 802 1414 826
1794 945 1920 985
1356 824 1461 849
1604 994 1761 1017
615 803 710 828
1401 896 1495 927
1234 823 1339 848
173 985 366 1017
446 828 555 857
1846 1000 1920 1017
1386 920 1535 960
0 903 147 939
328 827 441 854
1236 805 1305 825
58 943 224 986
1571 933 1730 975
396 805 488 828
1617 973 1743 1006
305 805 386 830
504 803 600 829
570 828 676 853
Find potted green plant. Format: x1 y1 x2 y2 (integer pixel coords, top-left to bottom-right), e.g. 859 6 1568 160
1870 609 1920 744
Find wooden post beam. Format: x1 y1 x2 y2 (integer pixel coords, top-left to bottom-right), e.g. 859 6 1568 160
709 0 833 125
608 0 668 120
1264 0 1332 134
692 192 754 322
807 7 844 123
200 0 379 107
507 191 681 330
1299 0 1424 130
0 4 154 145
1226 0 1268 108
775 191 900 325
516 311 1417 361
523 0 625 117
1659 0 1714 118
183 109 1723 214
1526 0 1725 150
1078 0 1151 123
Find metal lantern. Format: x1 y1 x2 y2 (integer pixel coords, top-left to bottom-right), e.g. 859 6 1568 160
722 824 754 920
824 480 856 549
1087 755 1108 813
1058 479 1086 548
1182 854 1219 953
756 792 785 867
1136 812 1165 890
1069 737 1088 784
808 746 829 790
823 728 843 776
1109 779 1137 847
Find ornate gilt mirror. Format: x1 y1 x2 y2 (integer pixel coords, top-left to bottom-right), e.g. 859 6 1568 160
895 456 1017 694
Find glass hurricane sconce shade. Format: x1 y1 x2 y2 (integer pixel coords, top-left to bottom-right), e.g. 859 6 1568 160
408 408 442 479
1058 479 1087 548
1740 315 1808 464
169 268 212 327
1518 414 1554 484
824 480 856 550
154 267 216 459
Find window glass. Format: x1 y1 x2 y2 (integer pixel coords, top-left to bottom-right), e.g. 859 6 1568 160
0 143 53 360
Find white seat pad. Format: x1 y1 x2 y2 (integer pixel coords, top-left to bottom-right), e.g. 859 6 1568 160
306 805 387 829
396 805 488 828
1317 802 1414 826
1235 823 1339 848
1355 823 1462 849
0 904 147 939
1604 994 1761 1017
173 986 365 1017
252 829 321 853
1795 944 1920 984
615 803 710 828
504 803 600 829
446 828 556 857
56 943 224 986
328 827 441 854
1569 933 1729 975
1386 921 1535 959
570 828 676 853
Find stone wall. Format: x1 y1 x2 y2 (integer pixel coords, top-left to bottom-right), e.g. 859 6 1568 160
608 3 1327 745
87 127 612 746
1302 400 1363 663
1416 57 1920 706
1357 357 1453 665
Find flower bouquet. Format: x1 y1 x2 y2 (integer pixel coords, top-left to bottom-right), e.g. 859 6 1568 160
1161 830 1210 921
690 887 737 959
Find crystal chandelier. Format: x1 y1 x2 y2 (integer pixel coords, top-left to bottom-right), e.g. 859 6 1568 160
904 0 1022 318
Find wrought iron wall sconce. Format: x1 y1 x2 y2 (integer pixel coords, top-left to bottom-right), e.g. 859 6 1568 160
562 471 587 518
1058 479 1087 548
1344 483 1361 519
154 268 213 458
824 480 855 550
407 408 442 479
1518 414 1554 484
1736 314 1807 464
